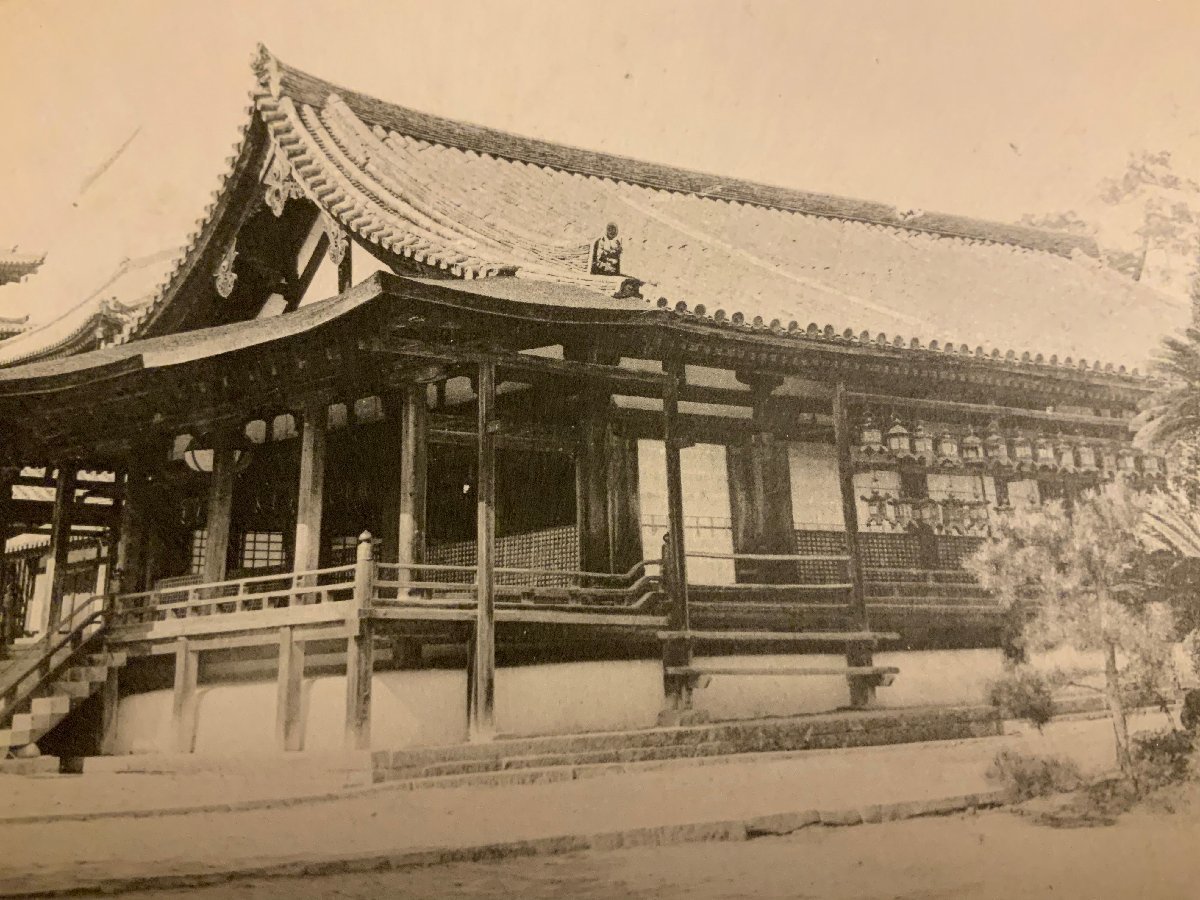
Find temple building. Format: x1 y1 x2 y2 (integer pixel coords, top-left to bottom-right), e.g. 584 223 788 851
0 47 1184 759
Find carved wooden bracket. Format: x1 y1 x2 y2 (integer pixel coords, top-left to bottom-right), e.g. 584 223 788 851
214 244 238 299
262 152 305 217
323 214 348 267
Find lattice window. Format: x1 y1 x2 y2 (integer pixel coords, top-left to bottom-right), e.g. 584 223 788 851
328 534 382 567
861 532 922 569
936 535 985 570
427 524 579 587
189 529 208 576
792 529 850 584
238 531 285 570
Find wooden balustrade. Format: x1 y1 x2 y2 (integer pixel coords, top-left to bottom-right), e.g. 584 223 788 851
108 564 357 626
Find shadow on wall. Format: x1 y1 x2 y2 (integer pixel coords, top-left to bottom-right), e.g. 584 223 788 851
110 649 1105 755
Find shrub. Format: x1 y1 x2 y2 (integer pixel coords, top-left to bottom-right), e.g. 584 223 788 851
987 667 1056 730
987 749 1084 801
1130 728 1196 792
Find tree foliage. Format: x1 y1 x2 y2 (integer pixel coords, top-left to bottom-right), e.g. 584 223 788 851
966 482 1185 782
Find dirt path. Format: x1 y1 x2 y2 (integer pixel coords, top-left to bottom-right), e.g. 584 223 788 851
121 805 1197 900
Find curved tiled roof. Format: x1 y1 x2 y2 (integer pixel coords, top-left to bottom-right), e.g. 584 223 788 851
0 250 177 367
0 250 45 286
130 45 1186 379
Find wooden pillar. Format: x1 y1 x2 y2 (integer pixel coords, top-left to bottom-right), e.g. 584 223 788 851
45 465 77 630
202 434 238 584
661 360 693 712
99 665 120 755
293 404 327 576
607 431 642 575
344 532 374 750
171 637 199 753
276 626 305 751
469 361 497 742
113 464 150 595
576 392 612 573
0 469 13 645
833 383 875 708
396 383 428 586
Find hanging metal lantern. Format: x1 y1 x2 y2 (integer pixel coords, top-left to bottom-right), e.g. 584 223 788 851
861 488 892 528
984 421 1010 465
1142 454 1162 476
936 430 960 462
859 415 884 453
885 417 911 456
962 428 984 463
1077 444 1097 471
912 422 935 461
1055 437 1076 471
1118 449 1138 473
1012 435 1034 465
1099 447 1119 472
1035 437 1056 468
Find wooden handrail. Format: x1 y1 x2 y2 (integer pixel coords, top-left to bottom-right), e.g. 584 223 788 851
1 596 108 721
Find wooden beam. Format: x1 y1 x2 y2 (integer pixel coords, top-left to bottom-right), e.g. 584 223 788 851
396 383 428 585
45 466 77 629
469 360 497 742
275 625 305 752
844 390 1129 431
293 404 327 573
171 637 199 754
202 434 238 584
833 382 875 708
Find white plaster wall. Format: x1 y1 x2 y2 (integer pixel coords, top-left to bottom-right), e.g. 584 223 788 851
110 648 1106 756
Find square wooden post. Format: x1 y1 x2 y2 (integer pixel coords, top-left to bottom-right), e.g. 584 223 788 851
344 532 374 751
276 625 306 751
202 434 239 584
661 360 694 715
833 383 875 708
171 638 199 753
293 404 327 578
99 665 120 756
45 465 77 631
469 361 497 742
396 382 428 587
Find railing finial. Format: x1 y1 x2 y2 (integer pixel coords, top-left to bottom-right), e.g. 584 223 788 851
357 532 374 562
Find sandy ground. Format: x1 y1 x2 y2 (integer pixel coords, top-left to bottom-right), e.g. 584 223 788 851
114 805 1199 900
0 712 1173 896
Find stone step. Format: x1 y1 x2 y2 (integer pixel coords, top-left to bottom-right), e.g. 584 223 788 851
52 680 95 700
63 665 109 683
30 695 70 718
373 705 1003 783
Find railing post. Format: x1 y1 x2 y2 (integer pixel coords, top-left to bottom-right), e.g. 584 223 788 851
344 531 374 751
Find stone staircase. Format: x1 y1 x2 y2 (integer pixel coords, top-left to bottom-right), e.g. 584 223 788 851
372 705 1002 785
0 650 125 758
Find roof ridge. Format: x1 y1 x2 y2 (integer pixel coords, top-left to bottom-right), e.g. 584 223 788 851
255 44 1098 260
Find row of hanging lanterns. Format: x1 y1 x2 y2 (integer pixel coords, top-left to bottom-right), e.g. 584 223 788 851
857 416 1162 476
860 488 993 535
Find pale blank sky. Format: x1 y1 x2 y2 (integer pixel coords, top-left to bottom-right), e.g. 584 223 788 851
1 0 1198 319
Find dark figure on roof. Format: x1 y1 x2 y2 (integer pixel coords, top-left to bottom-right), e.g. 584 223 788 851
590 223 622 276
